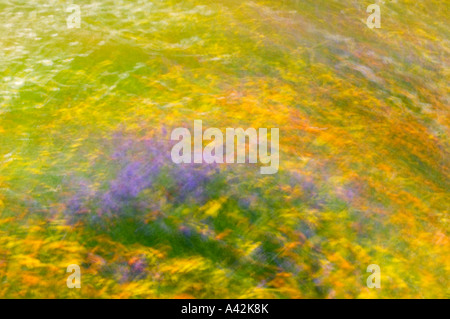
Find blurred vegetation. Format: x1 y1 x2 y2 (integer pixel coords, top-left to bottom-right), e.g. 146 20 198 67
0 0 448 298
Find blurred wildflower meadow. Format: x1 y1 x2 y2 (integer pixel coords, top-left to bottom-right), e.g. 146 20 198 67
0 0 449 298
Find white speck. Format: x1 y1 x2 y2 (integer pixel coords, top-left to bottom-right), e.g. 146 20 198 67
13 78 25 88
40 59 53 66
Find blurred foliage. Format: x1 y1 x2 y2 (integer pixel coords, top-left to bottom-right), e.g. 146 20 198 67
0 0 449 298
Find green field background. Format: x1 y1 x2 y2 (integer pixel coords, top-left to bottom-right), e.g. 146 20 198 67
0 0 448 298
